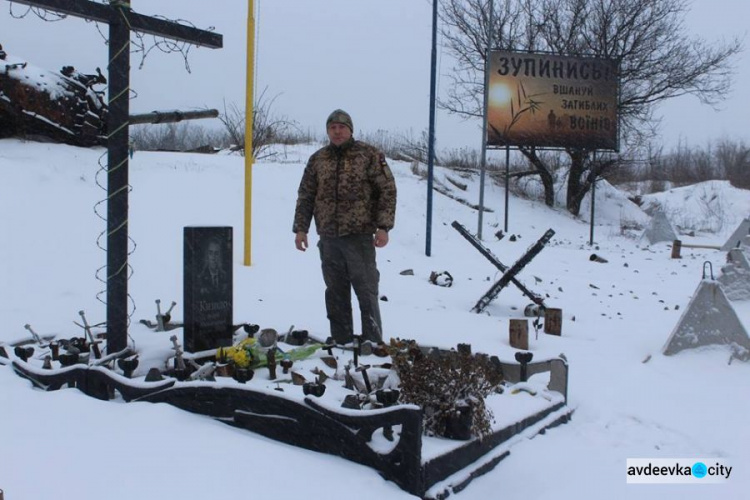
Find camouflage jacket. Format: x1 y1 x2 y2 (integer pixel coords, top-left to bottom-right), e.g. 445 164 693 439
293 139 397 237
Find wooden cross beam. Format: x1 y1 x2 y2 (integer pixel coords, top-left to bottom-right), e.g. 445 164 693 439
6 0 222 353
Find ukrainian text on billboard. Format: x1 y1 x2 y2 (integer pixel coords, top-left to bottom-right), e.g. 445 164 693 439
487 51 618 150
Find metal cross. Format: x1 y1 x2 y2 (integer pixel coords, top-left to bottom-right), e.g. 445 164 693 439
6 0 222 353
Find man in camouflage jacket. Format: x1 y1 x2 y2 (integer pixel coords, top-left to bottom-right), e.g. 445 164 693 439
293 109 397 344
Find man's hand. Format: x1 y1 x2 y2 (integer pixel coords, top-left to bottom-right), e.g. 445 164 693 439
374 228 389 248
295 231 308 251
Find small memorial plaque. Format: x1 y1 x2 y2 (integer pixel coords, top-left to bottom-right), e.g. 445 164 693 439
544 308 563 336
184 227 233 352
509 319 529 350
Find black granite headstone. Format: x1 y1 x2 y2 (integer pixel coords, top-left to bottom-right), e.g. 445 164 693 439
184 227 233 352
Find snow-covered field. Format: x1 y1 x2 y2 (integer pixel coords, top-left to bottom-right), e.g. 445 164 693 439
1 139 749 499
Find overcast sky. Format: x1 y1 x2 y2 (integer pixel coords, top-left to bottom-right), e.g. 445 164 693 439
1 0 747 152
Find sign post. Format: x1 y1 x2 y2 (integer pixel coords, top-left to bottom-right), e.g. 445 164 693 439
244 0 255 266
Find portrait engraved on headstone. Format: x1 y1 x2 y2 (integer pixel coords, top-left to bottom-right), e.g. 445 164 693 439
184 227 233 352
198 237 230 296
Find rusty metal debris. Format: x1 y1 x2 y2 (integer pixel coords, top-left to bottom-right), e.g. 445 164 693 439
1 46 108 146
0 45 218 147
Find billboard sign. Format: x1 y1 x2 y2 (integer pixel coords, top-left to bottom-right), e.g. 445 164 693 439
487 51 619 150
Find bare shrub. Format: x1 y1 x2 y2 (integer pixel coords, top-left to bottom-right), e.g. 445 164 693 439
509 174 545 201
633 138 749 192
717 139 750 190
441 147 482 171
390 339 502 439
649 179 668 193
655 142 720 187
358 129 412 161
398 129 432 163
130 121 227 152
696 184 728 232
277 126 317 146
218 88 302 159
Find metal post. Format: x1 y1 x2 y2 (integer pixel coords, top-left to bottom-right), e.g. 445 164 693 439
504 145 509 232
244 0 255 266
477 0 494 240
425 0 438 256
589 151 597 246
106 0 131 353
128 109 219 125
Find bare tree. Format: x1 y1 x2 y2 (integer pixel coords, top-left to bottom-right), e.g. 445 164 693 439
439 0 743 214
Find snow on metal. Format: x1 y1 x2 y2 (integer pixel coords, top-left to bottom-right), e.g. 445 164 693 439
662 279 750 355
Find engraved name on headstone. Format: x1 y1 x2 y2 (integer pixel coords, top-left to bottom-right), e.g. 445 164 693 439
184 227 233 352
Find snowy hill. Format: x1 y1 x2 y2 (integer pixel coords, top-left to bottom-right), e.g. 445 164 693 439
640 180 750 235
1 139 749 499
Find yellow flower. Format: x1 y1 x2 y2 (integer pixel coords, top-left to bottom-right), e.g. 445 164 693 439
216 338 257 369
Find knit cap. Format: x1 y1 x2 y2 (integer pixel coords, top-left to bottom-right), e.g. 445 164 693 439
326 109 353 133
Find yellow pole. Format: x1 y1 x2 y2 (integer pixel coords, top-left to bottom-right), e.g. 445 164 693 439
243 0 255 266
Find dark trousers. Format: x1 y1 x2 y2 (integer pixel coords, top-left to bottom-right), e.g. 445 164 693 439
318 234 383 344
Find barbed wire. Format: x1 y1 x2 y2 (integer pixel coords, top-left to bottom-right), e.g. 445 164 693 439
9 2 66 21
134 16 206 73
7 0 213 73
93 151 138 329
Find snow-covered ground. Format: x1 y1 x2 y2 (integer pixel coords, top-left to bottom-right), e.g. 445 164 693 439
1 139 749 499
